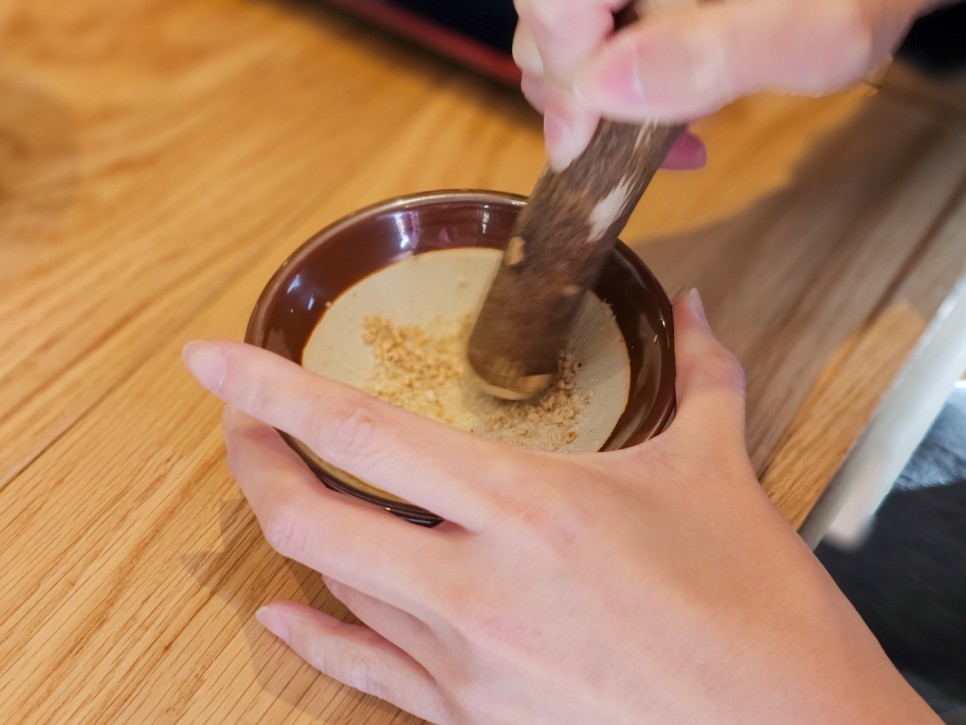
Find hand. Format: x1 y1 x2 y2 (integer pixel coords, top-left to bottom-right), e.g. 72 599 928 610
182 291 936 724
514 0 944 170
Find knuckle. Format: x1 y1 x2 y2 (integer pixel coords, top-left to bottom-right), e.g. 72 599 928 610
516 0 567 34
507 486 591 548
433 577 503 641
682 346 745 395
520 72 546 113
803 0 874 90
512 27 543 75
450 593 524 650
224 421 274 476
709 347 746 393
482 456 585 538
311 397 382 464
832 1 874 76
260 491 309 558
674 350 703 383
307 638 384 697
306 631 398 699
520 69 543 88
231 368 273 415
484 459 597 549
341 654 383 697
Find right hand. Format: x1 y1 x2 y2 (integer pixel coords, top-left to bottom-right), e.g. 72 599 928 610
514 0 948 170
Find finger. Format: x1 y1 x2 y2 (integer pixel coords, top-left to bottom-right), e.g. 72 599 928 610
670 290 746 447
515 0 625 78
661 130 706 170
512 21 543 76
546 109 707 173
323 576 434 660
521 71 546 113
575 0 909 123
183 341 520 527
223 407 451 610
524 87 703 170
256 601 445 723
543 89 600 171
515 0 623 170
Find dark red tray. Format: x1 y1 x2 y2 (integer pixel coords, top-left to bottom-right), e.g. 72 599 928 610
325 0 522 85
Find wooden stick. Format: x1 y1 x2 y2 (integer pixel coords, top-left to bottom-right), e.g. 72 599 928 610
468 4 685 399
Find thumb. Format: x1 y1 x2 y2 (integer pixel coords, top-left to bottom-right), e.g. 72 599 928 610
671 290 746 448
574 0 913 122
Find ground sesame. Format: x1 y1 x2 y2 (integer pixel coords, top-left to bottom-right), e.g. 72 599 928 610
360 315 591 452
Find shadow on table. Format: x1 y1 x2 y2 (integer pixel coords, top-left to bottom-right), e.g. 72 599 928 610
183 498 416 723
624 88 965 477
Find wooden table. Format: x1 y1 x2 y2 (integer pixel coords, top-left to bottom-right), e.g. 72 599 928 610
1 1 964 722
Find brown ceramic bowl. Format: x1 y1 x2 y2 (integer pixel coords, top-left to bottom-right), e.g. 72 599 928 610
246 190 675 525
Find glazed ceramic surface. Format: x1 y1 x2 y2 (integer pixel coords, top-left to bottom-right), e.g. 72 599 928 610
246 190 675 525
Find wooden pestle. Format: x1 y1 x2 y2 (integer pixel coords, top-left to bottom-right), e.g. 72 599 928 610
468 3 686 400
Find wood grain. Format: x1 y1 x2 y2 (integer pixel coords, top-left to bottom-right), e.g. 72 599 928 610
0 0 964 722
467 0 685 399
0 0 541 490
467 118 682 399
631 92 966 478
794 185 966 542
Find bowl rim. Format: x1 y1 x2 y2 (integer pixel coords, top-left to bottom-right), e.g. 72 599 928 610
245 189 675 526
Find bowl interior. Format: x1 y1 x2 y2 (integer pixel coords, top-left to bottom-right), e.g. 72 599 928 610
246 191 675 523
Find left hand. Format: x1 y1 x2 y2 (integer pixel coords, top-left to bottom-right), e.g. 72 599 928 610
181 292 935 724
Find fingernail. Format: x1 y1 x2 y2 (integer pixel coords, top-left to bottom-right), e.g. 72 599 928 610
688 288 708 324
181 341 226 391
663 132 707 171
256 605 289 641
